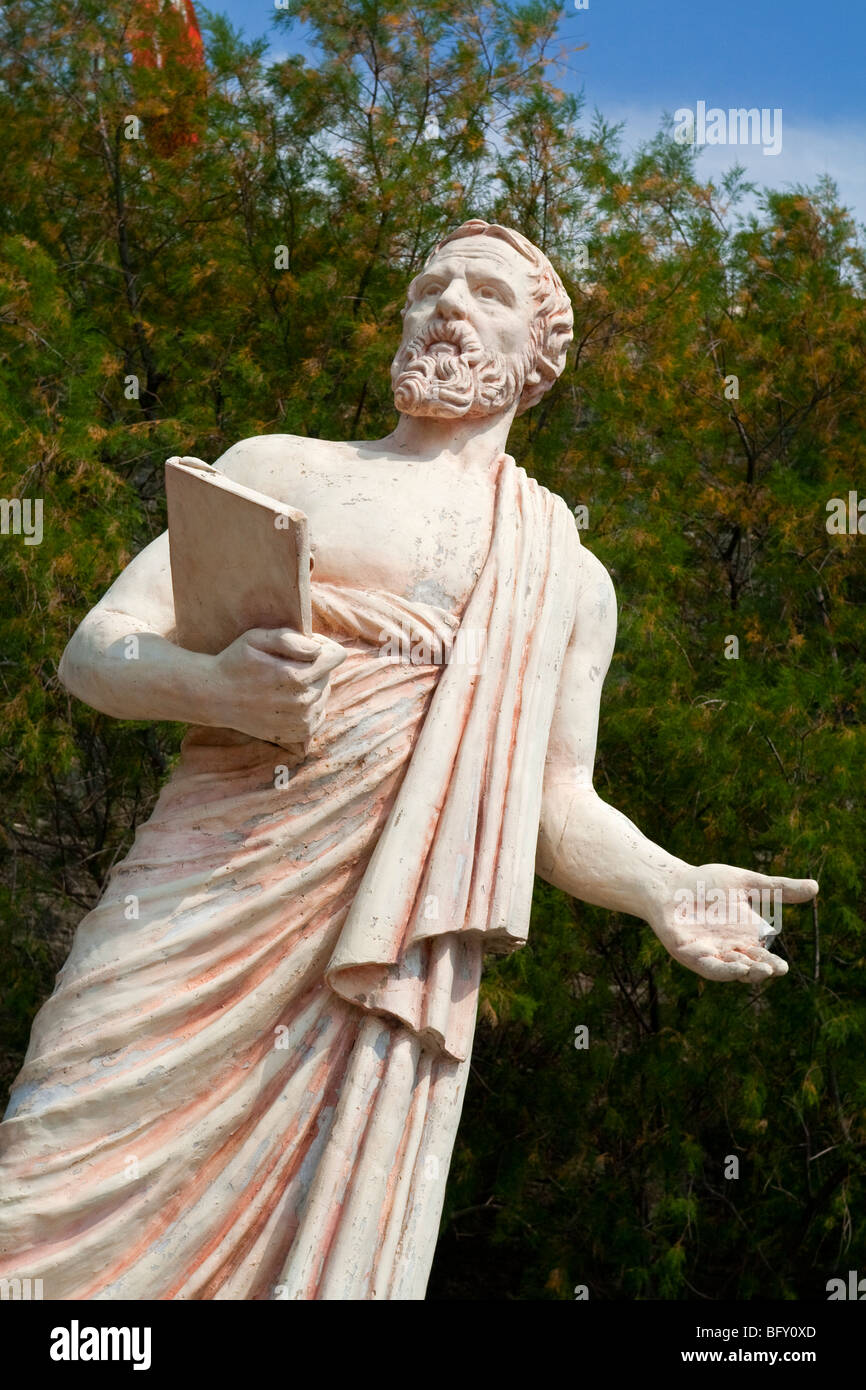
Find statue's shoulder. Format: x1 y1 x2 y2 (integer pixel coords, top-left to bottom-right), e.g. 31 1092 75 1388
513 466 613 599
212 432 343 492
512 462 583 549
511 460 570 511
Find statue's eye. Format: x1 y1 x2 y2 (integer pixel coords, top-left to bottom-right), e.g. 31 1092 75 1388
477 284 503 302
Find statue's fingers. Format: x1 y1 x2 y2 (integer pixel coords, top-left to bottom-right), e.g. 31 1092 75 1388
699 864 818 903
714 945 778 983
695 953 750 981
746 871 818 903
725 941 769 963
757 947 788 976
715 946 769 974
304 641 348 680
731 951 776 981
248 628 321 661
254 631 347 677
731 943 788 977
774 876 819 903
306 694 328 738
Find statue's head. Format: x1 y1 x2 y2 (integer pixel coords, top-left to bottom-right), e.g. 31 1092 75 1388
391 219 573 420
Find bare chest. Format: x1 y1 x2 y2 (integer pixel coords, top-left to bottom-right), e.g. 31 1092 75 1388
259 451 497 613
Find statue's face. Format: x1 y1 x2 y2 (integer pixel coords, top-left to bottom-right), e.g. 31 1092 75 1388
391 235 538 419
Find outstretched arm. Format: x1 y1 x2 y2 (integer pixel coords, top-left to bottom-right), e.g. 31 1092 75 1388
536 546 818 983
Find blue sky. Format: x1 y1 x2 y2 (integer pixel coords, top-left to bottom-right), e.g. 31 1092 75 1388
207 0 866 226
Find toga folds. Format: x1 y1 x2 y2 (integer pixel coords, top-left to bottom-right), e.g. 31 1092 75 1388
0 454 580 1300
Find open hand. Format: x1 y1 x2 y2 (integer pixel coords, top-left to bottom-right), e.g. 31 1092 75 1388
650 863 819 983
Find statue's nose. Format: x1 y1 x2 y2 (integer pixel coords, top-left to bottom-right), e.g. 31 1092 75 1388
435 279 470 317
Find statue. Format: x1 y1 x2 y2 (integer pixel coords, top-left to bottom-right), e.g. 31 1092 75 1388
0 220 817 1300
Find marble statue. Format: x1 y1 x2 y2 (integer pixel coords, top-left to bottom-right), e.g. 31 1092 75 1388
0 220 818 1300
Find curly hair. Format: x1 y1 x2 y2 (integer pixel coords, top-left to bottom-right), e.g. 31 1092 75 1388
424 219 574 415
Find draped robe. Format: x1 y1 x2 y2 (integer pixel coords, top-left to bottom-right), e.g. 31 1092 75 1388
0 454 580 1300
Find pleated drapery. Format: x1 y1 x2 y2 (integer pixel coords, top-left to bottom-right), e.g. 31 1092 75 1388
0 455 580 1299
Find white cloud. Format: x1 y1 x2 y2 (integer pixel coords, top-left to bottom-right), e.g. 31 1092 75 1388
598 102 866 231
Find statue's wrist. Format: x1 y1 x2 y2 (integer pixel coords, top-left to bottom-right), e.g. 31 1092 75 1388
170 649 226 728
644 858 695 922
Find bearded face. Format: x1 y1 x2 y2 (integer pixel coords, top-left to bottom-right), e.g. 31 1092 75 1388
391 314 537 419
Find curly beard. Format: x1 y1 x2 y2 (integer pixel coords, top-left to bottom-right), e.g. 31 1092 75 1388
391 317 531 419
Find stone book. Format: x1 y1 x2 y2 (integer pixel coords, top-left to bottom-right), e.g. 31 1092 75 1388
165 454 312 654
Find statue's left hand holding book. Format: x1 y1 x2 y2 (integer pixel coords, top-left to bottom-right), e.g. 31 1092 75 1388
165 454 318 762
